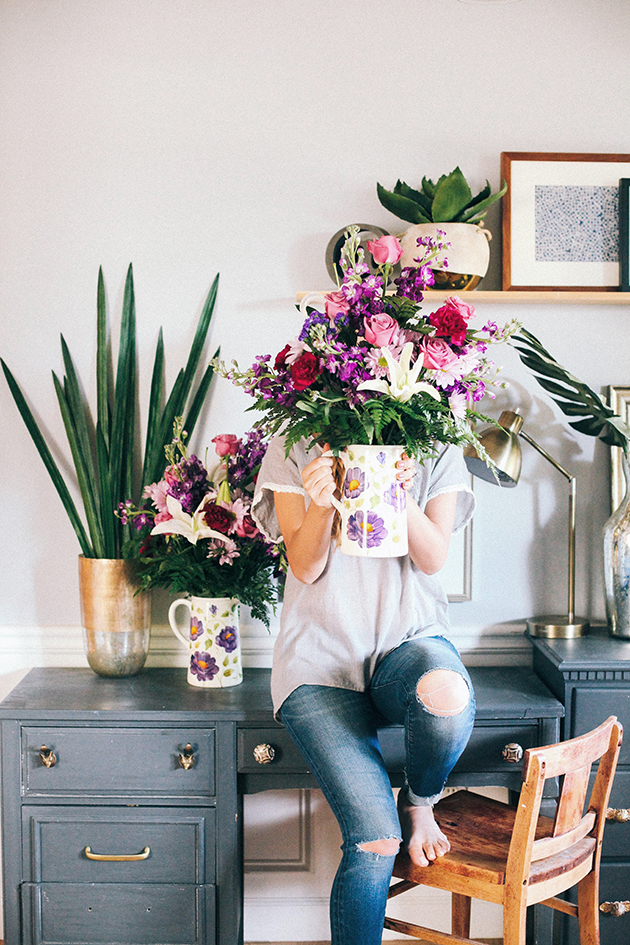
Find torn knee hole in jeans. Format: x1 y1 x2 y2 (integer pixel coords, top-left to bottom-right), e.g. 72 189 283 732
416 669 470 717
358 837 401 856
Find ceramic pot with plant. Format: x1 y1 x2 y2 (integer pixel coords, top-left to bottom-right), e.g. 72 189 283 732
377 168 507 289
2 265 220 676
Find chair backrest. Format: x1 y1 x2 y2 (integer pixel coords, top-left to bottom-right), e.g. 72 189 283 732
505 716 622 885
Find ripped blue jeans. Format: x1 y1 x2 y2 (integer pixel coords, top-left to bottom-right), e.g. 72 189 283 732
278 635 475 945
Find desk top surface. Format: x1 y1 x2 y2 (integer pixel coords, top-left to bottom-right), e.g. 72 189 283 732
0 665 563 723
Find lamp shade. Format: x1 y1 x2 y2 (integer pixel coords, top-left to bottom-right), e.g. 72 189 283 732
463 410 524 487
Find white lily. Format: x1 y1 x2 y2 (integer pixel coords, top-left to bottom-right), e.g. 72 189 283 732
151 494 230 546
299 292 327 320
358 342 441 404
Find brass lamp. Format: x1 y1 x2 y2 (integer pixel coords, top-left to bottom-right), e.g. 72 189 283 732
464 409 589 638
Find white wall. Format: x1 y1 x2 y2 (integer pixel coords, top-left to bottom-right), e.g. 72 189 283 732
1 0 629 939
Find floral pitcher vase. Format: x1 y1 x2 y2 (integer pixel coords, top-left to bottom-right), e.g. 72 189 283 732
603 452 630 638
326 444 408 557
168 596 243 687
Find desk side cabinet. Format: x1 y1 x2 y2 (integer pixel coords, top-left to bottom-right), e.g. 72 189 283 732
531 630 630 945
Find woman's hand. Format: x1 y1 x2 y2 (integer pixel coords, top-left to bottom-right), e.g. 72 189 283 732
397 452 417 491
302 443 337 508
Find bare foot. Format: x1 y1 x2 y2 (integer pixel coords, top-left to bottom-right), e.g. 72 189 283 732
397 790 450 867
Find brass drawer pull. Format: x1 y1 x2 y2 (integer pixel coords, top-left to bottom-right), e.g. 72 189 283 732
178 744 195 769
84 845 150 862
606 807 630 822
39 746 57 768
600 900 630 917
253 743 276 765
502 743 523 764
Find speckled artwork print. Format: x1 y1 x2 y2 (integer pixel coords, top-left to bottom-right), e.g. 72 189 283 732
534 185 619 262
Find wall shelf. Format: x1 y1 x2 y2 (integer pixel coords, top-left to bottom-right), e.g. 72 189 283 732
297 290 630 305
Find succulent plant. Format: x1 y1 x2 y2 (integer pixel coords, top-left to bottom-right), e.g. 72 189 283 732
377 167 507 226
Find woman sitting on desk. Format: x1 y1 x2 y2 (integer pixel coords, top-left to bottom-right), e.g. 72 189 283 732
252 435 475 945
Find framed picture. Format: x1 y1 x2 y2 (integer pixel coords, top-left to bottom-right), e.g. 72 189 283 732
501 152 630 291
443 484 473 603
620 178 630 292
609 386 630 512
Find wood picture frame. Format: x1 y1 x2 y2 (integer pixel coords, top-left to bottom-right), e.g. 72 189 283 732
501 152 630 291
609 386 630 512
620 178 630 292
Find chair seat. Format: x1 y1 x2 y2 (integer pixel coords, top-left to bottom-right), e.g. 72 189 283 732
392 790 596 891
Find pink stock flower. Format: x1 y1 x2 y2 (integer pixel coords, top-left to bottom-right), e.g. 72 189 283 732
212 434 241 457
366 235 403 265
420 337 459 372
363 312 399 347
325 291 350 321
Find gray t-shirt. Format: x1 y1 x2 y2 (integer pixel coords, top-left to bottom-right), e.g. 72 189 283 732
252 437 475 716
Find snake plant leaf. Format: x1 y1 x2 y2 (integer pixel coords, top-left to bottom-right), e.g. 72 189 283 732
52 371 105 558
96 421 116 558
394 180 433 215
109 263 136 516
511 327 630 452
376 183 432 224
59 335 99 494
96 267 110 451
431 167 473 222
181 274 220 396
142 328 166 489
184 349 220 436
1 358 93 556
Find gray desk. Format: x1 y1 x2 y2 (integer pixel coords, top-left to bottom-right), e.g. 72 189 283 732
0 666 563 945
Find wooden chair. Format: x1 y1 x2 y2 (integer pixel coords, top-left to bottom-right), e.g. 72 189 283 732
385 715 623 945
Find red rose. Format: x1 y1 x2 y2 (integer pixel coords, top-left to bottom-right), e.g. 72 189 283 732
429 299 471 346
202 502 235 534
290 351 322 391
274 344 292 369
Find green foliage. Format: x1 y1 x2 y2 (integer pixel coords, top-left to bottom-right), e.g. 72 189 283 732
511 327 630 452
377 167 507 225
2 266 220 557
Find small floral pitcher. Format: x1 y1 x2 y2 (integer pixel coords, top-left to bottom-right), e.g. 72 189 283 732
168 596 243 687
326 444 408 558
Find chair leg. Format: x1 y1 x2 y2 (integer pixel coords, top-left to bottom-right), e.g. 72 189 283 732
503 898 528 945
452 894 471 938
577 871 600 945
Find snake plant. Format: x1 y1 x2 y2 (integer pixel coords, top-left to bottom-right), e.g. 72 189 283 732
377 167 507 226
511 327 630 452
2 265 220 558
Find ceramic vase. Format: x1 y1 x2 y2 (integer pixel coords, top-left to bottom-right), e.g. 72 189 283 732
79 556 151 677
603 451 630 638
168 596 243 688
327 444 408 558
399 222 491 290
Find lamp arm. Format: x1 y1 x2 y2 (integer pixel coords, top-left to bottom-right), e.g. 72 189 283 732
518 430 576 623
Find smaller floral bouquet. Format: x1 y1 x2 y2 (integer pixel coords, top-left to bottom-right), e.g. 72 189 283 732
219 226 521 463
119 420 283 628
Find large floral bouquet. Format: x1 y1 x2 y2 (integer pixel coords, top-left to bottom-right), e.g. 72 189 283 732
221 227 520 461
119 420 283 627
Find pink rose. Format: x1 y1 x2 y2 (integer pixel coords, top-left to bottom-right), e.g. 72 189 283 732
212 434 241 457
442 295 476 321
325 290 350 320
363 313 399 347
366 235 403 265
421 337 459 371
154 510 173 525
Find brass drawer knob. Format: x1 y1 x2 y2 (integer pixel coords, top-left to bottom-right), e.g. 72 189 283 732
178 744 195 769
600 900 630 917
253 743 276 765
606 807 630 822
502 743 523 764
39 746 57 768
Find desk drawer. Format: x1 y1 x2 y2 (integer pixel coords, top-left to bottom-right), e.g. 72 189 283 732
571 688 630 766
22 727 215 797
21 882 215 945
24 807 215 884
238 727 310 774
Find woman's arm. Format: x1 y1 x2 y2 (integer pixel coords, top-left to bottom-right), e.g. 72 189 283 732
274 446 337 584
406 491 458 574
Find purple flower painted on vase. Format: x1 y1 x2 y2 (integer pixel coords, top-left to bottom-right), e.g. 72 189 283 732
216 625 239 653
346 511 388 548
190 651 220 681
209 604 218 616
190 616 204 641
383 481 407 513
377 452 386 466
344 467 366 499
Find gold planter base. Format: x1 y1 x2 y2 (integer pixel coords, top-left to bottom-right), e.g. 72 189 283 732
79 556 151 677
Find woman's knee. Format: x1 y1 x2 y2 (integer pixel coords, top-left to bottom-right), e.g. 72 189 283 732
416 669 471 717
359 837 401 856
